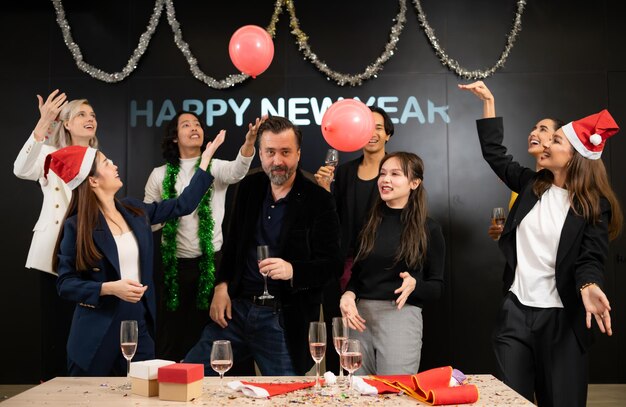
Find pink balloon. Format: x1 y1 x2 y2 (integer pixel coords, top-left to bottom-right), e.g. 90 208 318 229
228 25 274 78
321 99 375 152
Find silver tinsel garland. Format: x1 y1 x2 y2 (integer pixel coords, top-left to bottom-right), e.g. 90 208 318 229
412 0 527 80
50 0 526 87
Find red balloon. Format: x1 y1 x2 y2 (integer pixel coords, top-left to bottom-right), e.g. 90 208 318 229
321 99 375 152
228 25 274 78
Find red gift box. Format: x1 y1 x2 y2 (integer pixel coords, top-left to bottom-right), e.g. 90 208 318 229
157 363 203 384
157 363 204 401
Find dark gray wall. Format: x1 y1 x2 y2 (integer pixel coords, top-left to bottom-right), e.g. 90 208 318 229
1 0 624 383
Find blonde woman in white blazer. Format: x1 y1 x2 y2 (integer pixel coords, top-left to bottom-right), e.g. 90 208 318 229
13 90 99 380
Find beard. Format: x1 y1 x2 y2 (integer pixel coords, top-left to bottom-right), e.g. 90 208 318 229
264 164 295 185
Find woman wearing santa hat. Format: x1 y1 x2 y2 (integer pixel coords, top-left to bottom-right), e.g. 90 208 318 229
47 130 224 376
13 90 99 380
461 81 623 406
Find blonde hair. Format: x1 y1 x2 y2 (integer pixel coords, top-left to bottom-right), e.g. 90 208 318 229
48 99 99 148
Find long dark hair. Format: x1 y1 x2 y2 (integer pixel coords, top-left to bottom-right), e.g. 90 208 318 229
533 149 623 241
355 152 429 269
52 152 144 272
162 111 208 165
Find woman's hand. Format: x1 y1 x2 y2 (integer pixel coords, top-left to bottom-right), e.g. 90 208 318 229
101 279 147 303
33 89 67 142
313 166 334 192
488 224 504 241
581 284 612 336
340 291 366 332
394 272 416 310
458 81 496 118
199 130 226 170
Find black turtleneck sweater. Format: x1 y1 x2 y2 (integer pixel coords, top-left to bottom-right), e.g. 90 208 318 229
345 205 445 307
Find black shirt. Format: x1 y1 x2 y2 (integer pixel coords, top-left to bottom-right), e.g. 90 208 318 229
346 205 446 307
240 186 288 297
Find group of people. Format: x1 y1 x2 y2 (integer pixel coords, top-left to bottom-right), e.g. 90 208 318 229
14 81 622 406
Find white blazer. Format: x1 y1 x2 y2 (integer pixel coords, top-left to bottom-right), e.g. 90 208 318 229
14 133 72 275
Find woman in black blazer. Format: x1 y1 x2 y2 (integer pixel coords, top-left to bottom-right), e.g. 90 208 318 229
460 81 623 407
49 131 224 376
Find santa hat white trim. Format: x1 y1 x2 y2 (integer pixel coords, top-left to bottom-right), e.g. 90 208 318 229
562 122 602 160
65 147 97 190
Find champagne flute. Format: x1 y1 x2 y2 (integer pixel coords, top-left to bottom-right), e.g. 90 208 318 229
332 317 349 383
492 207 506 226
257 245 274 300
308 321 327 393
324 148 339 182
120 320 138 390
341 339 362 395
210 340 233 394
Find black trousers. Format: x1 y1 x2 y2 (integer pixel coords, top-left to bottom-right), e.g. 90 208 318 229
493 292 588 407
40 271 74 381
155 255 216 362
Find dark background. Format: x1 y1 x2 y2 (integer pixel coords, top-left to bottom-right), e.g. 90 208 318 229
1 0 624 384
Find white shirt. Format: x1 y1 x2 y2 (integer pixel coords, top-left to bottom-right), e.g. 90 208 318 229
143 149 254 257
114 231 141 283
511 185 570 308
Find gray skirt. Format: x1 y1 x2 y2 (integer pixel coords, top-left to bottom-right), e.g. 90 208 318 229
350 298 423 375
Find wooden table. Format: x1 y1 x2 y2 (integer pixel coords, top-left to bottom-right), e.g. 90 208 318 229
3 375 533 406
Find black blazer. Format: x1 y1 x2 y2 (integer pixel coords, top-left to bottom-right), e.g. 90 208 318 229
217 169 343 374
334 156 380 257
477 117 611 351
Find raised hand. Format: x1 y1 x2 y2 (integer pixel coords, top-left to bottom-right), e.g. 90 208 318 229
458 81 496 118
33 89 68 141
199 129 226 170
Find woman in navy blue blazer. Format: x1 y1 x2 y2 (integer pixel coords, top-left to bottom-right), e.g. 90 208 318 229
49 131 224 376
460 81 623 407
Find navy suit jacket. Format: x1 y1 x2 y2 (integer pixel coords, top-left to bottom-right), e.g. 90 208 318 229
57 169 213 371
477 117 611 350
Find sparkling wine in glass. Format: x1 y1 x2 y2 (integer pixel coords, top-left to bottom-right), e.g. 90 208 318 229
341 339 362 395
492 207 506 226
211 340 233 394
332 316 349 383
308 321 327 393
120 320 138 390
324 148 339 181
257 245 274 300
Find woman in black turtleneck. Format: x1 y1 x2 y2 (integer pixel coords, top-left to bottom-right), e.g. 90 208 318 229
340 152 445 375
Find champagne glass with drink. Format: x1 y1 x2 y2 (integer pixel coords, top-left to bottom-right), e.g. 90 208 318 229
120 320 138 390
308 321 327 393
324 148 339 181
257 245 274 300
341 339 362 395
332 317 349 383
492 207 506 226
211 340 233 394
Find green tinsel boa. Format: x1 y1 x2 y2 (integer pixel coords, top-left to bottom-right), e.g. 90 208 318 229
161 160 215 311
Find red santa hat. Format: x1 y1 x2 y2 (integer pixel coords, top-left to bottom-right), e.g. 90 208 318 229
561 109 619 160
44 145 98 190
